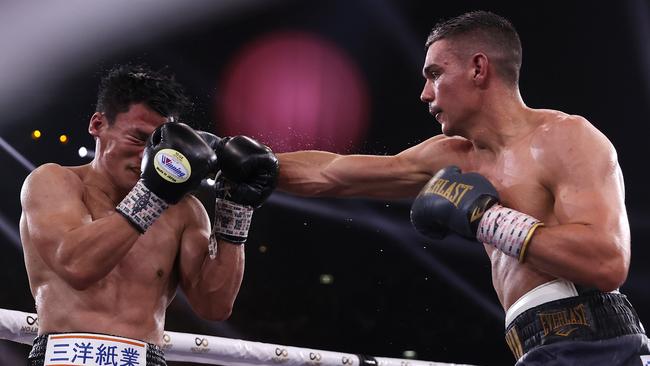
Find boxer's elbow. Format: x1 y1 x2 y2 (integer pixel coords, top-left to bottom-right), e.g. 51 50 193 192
595 263 628 292
593 244 629 292
194 301 233 321
60 265 98 291
206 307 233 322
56 248 101 290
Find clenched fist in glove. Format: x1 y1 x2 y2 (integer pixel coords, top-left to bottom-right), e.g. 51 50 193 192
410 166 543 262
199 132 279 247
117 123 217 233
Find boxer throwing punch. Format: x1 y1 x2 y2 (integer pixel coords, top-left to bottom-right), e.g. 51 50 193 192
277 11 649 365
20 65 278 366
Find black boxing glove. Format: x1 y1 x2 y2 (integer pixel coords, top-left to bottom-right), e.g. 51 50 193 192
198 131 277 206
208 135 279 248
196 131 223 169
410 166 543 262
117 122 217 233
410 166 499 239
216 136 278 207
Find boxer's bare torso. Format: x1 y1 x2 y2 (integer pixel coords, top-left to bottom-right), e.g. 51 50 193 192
278 107 629 310
21 163 202 344
442 109 586 309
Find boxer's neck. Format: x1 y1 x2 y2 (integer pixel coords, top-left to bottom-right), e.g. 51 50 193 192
465 87 534 154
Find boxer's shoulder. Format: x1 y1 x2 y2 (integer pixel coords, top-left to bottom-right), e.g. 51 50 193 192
438 135 474 152
23 163 84 196
397 134 473 175
527 110 599 157
528 111 616 182
531 110 594 141
428 134 473 148
403 134 472 159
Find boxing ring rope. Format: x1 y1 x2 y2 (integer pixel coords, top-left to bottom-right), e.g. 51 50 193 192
0 308 474 366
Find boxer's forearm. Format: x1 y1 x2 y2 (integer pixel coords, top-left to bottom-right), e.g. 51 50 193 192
277 151 427 198
523 224 629 292
277 151 343 196
184 242 245 321
48 213 140 290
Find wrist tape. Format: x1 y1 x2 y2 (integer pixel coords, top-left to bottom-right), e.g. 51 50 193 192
476 204 544 262
209 198 253 257
116 180 169 233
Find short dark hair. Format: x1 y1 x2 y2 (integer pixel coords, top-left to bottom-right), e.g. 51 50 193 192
96 64 192 124
426 11 522 86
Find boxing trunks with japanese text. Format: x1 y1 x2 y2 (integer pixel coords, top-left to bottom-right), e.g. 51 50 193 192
28 332 166 366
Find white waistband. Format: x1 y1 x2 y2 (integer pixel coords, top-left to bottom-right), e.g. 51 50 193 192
505 279 579 328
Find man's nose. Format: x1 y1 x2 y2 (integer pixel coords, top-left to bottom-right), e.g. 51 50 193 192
420 80 434 103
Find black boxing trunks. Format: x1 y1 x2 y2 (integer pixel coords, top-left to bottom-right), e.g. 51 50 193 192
514 334 650 366
504 280 649 365
28 332 166 366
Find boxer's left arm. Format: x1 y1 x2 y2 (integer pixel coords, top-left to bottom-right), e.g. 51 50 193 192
521 116 630 291
277 135 473 199
178 196 244 321
178 134 277 320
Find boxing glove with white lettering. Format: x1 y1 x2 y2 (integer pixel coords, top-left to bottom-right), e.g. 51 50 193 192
117 122 217 233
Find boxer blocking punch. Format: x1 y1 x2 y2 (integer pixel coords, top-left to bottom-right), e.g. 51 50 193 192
199 131 279 250
19 64 278 366
117 122 217 233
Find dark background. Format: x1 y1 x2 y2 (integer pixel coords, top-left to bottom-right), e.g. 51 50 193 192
1 1 649 365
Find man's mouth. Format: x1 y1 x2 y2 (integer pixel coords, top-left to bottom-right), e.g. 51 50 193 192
429 105 442 121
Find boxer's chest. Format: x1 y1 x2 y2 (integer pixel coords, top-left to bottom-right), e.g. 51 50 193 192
472 149 556 223
119 217 181 283
82 186 182 285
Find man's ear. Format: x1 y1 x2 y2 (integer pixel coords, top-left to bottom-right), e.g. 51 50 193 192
471 52 489 87
88 112 106 137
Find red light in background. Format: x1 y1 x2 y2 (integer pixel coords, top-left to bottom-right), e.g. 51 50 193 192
216 31 370 153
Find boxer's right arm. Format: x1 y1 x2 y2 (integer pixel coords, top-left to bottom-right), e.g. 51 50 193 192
20 164 142 290
277 135 472 199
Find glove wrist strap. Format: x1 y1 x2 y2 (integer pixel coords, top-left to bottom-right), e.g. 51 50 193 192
209 198 253 258
116 180 169 233
476 204 544 262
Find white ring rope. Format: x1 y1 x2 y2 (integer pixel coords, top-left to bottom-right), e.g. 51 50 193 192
0 308 474 366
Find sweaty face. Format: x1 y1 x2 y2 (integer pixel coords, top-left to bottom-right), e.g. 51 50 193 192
420 39 479 137
95 104 168 191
